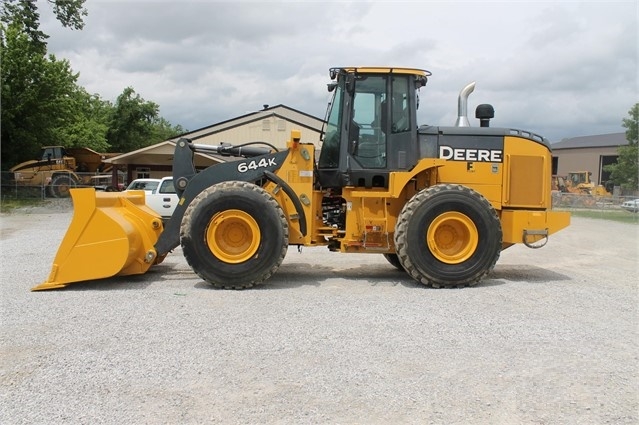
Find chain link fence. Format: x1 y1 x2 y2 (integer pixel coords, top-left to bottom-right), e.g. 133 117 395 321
1 171 126 201
551 191 639 218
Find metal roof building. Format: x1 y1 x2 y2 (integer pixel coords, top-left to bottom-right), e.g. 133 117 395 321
551 132 627 186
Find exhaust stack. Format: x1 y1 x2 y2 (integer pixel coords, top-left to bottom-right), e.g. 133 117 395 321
454 82 476 127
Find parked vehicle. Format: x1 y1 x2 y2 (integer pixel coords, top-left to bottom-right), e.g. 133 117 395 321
621 199 639 213
125 178 161 193
90 174 125 191
126 177 178 219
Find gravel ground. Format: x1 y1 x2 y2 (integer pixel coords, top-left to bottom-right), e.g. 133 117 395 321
1 199 637 424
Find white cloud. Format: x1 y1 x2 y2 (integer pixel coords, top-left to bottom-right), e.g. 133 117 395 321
37 0 637 141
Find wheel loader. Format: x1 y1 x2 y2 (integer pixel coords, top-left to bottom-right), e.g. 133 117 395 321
551 171 611 207
34 67 570 291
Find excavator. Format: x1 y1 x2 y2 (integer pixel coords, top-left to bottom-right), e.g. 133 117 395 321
34 67 570 291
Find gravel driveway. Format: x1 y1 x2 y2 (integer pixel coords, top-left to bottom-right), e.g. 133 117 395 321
1 201 637 424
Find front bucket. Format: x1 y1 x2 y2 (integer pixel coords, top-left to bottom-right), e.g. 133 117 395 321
33 188 165 291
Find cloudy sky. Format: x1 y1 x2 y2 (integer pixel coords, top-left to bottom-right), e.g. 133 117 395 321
39 0 637 142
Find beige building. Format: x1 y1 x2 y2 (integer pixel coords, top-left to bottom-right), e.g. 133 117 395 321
106 105 324 182
551 132 627 186
184 104 323 148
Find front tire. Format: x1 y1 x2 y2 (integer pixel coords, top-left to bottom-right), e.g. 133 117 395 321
395 184 502 288
180 181 288 289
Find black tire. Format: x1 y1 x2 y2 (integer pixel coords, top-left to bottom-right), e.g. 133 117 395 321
180 181 289 289
383 253 404 271
394 184 502 288
48 174 77 198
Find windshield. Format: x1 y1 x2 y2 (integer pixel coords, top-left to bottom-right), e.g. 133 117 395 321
318 84 343 168
351 75 388 168
569 173 587 185
317 73 413 170
127 180 159 192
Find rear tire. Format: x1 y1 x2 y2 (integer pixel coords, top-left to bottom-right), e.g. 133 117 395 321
48 174 77 198
180 181 289 289
394 184 502 288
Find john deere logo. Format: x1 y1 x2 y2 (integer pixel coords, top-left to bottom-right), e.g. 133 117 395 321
439 146 503 163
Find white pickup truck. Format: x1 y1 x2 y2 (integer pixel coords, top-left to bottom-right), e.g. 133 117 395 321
125 177 178 219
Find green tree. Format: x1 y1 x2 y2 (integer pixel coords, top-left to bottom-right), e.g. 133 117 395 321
2 0 185 169
106 88 186 152
151 117 187 143
1 0 87 53
54 89 112 152
0 24 81 169
1 0 88 169
603 103 639 192
107 87 161 152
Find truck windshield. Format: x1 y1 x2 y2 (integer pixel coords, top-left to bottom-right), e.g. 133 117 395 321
318 84 343 168
127 181 159 191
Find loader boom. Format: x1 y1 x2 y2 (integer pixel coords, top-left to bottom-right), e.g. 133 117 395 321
153 139 291 258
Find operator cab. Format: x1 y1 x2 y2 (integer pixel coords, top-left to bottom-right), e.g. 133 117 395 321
41 146 65 162
317 67 430 188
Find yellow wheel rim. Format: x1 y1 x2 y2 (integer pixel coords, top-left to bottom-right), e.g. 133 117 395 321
427 212 478 264
206 209 260 264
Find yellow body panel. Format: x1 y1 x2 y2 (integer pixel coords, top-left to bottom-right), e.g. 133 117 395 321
265 141 317 246
501 209 571 244
33 189 164 291
501 136 552 208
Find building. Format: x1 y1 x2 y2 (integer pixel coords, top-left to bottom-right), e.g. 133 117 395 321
551 132 627 185
105 105 324 182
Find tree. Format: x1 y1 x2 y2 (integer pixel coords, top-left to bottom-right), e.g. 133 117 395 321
106 88 187 152
603 103 639 192
1 0 87 53
107 87 161 152
0 24 82 168
1 0 88 169
1 0 185 169
54 89 112 152
150 117 187 143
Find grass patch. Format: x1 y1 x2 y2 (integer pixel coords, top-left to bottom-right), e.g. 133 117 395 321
0 198 44 213
560 208 639 224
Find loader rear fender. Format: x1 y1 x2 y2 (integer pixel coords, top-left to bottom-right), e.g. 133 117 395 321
154 150 290 256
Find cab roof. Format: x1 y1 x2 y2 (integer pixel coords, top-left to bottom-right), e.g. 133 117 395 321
330 67 431 78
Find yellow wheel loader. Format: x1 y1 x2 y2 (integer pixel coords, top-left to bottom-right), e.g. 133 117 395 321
34 67 570 291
